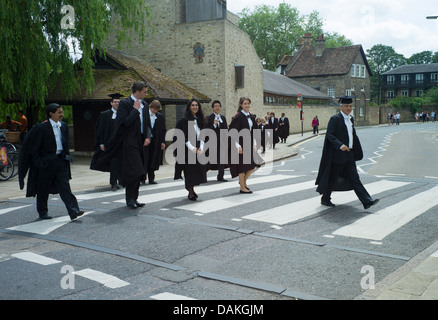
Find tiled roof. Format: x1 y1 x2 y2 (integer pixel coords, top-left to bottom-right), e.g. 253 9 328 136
285 45 372 78
263 69 331 100
382 63 438 75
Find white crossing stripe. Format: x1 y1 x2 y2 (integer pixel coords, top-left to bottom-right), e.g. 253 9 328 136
244 180 410 225
7 211 93 235
11 252 62 266
150 292 196 300
0 205 33 216
431 250 438 258
332 185 438 241
115 174 295 205
175 179 315 214
74 268 129 289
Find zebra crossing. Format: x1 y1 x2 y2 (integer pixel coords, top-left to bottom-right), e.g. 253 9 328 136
1 173 436 242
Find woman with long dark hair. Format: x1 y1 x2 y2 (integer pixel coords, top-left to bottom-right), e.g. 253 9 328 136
228 97 262 193
174 99 207 200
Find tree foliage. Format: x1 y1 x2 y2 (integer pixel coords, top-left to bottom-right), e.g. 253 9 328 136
0 0 152 107
238 4 352 71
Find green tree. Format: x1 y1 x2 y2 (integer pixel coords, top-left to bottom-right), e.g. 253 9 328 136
238 4 351 71
408 51 434 64
366 44 407 104
0 0 151 111
433 52 438 63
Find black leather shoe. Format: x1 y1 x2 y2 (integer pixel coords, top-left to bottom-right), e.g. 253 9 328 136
135 201 145 207
126 201 138 209
70 211 84 221
217 178 228 182
188 195 197 201
321 200 336 207
39 214 52 220
240 189 253 194
364 199 380 210
149 181 157 185
111 184 120 190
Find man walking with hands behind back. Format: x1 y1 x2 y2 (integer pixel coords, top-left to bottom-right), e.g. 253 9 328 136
315 97 379 209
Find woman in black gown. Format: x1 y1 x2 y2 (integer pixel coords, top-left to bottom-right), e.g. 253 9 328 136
228 97 262 193
174 99 207 200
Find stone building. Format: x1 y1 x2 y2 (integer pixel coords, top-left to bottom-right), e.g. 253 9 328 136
277 33 374 126
109 0 264 124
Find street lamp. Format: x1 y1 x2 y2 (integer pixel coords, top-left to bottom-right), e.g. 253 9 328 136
297 94 304 136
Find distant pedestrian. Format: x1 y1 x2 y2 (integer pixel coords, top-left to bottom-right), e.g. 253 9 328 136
278 113 290 143
312 116 319 134
395 112 400 125
18 103 84 220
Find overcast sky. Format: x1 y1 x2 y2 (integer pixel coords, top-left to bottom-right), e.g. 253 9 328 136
227 0 438 58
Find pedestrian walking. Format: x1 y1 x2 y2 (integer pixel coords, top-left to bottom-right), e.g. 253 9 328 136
269 112 279 148
315 97 379 209
278 113 290 143
312 116 319 134
206 100 229 182
174 98 207 201
143 100 166 184
18 103 84 220
90 93 123 190
228 97 263 194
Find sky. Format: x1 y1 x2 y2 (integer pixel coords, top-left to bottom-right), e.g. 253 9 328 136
227 0 438 58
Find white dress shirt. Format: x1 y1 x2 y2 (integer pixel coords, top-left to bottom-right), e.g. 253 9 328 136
340 111 353 149
49 118 63 154
131 94 144 134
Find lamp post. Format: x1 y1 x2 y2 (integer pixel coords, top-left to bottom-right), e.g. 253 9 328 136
297 94 303 136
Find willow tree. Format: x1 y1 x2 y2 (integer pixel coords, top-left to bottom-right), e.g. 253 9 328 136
0 0 151 111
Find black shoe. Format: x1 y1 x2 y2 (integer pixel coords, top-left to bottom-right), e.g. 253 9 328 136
364 199 380 210
135 201 145 207
39 214 52 220
240 189 253 194
149 181 157 185
70 211 84 221
188 195 197 201
321 200 336 207
126 201 138 209
111 184 120 191
217 178 228 182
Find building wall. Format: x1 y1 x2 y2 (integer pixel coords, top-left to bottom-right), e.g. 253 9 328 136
110 0 263 127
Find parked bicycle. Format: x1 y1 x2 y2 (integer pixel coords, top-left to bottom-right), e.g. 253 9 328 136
0 129 21 180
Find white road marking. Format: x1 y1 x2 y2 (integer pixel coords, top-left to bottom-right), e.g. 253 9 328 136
11 252 62 266
0 205 33 216
332 185 438 241
74 268 129 289
243 180 410 225
150 292 196 300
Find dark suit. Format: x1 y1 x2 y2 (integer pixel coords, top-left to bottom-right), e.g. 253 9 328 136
315 112 371 204
268 117 279 147
95 96 151 204
90 109 118 186
144 110 166 182
278 117 290 142
206 112 228 180
18 120 81 218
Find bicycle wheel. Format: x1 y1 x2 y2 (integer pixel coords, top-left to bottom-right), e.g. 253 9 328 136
0 156 14 181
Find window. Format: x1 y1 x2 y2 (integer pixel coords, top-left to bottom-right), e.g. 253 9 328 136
401 75 409 84
346 89 352 96
183 0 227 24
351 65 356 77
387 91 395 99
401 90 409 97
235 65 245 89
416 74 424 84
416 89 423 97
361 65 366 78
328 87 335 98
431 73 438 83
387 75 395 85
356 65 361 78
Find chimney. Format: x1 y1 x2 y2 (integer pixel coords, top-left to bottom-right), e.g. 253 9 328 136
299 33 313 49
314 33 326 57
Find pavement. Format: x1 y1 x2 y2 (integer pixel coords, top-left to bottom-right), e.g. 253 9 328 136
1 128 437 300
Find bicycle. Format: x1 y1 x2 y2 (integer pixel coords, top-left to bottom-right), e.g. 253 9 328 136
0 153 14 181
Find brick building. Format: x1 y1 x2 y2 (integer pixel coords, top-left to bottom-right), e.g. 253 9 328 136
109 0 264 126
277 34 374 126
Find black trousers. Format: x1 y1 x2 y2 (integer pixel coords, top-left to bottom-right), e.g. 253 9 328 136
37 157 80 217
322 153 372 205
125 180 140 204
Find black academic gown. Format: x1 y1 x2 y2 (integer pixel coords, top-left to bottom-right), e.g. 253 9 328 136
18 120 72 197
90 109 117 171
94 97 146 187
206 112 228 171
144 111 166 172
269 117 280 145
228 112 263 178
278 117 290 139
173 116 207 190
315 112 363 195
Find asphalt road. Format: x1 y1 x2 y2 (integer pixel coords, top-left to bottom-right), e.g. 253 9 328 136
1 122 437 304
